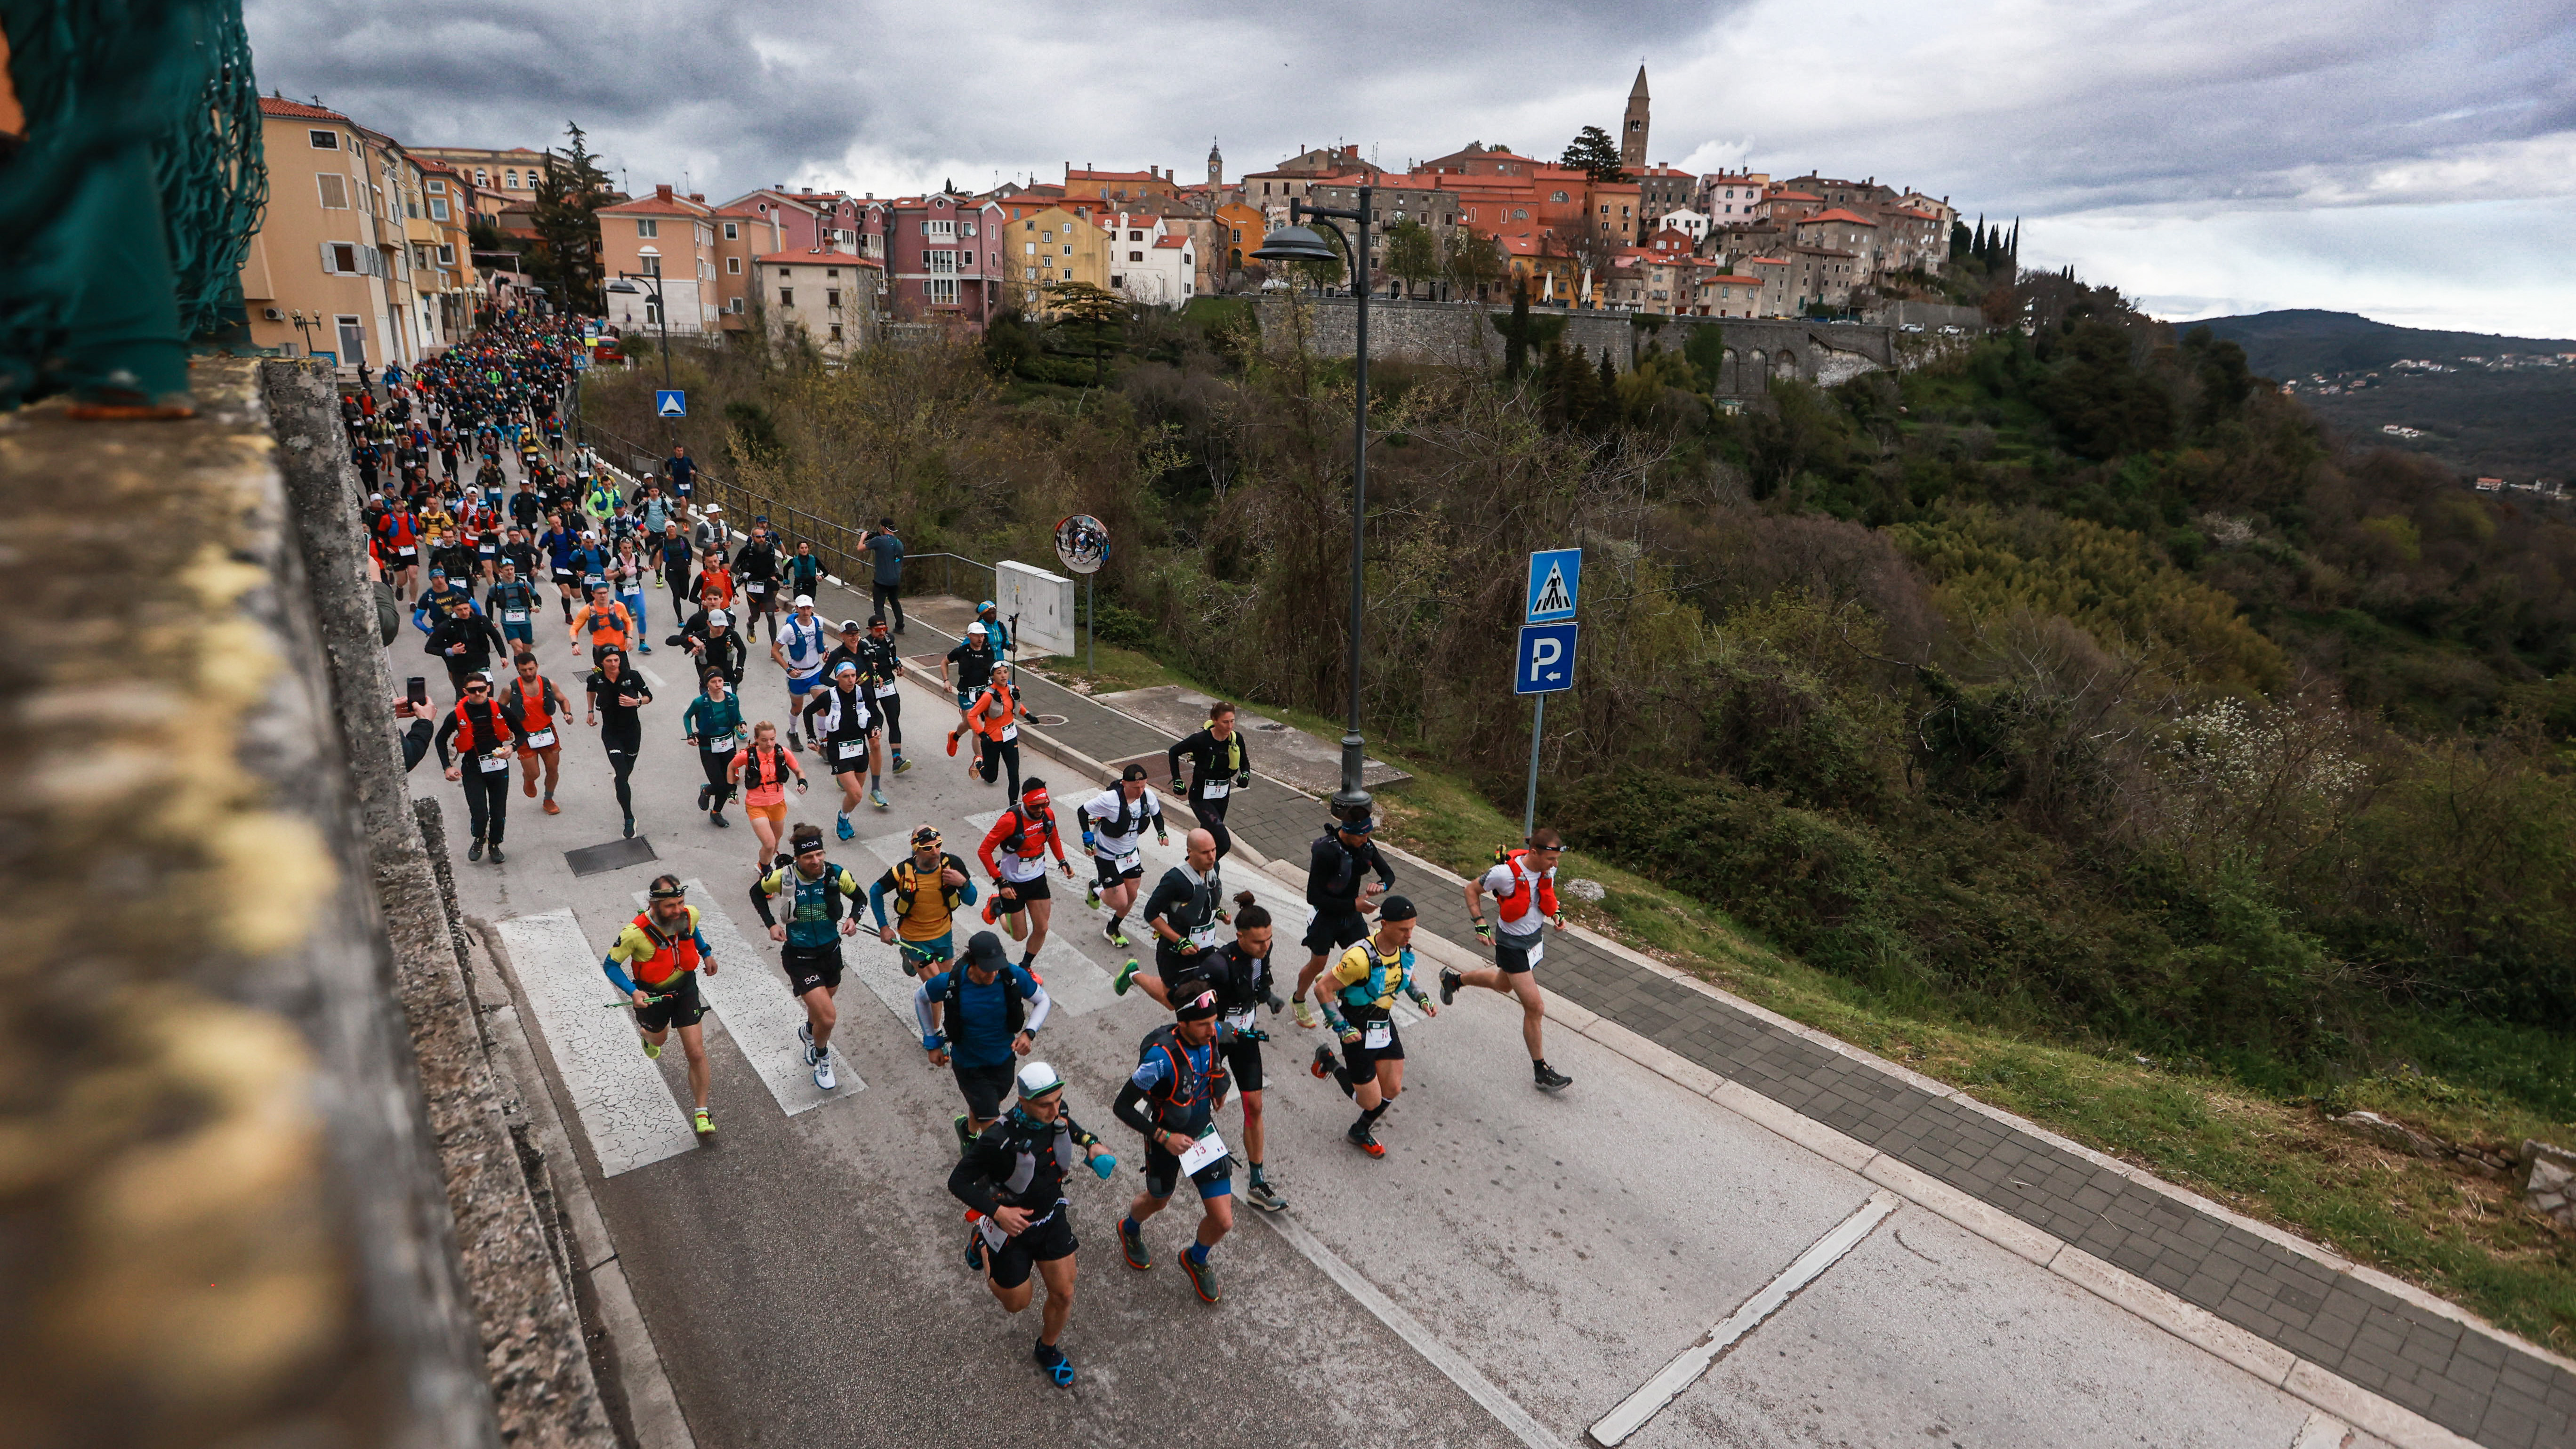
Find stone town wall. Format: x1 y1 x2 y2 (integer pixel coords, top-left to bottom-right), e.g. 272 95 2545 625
1251 295 1908 397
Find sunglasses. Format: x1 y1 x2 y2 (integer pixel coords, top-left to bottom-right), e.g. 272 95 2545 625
464 684 490 694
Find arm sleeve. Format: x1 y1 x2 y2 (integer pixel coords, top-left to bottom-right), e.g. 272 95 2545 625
1017 972 1052 1033
749 870 780 926
1305 840 1337 907
946 1146 1001 1217
868 877 894 929
1369 843 1396 889
1139 873 1188 928
1112 1079 1158 1137
1166 732 1193 779
910 972 942 1041
432 712 462 767
601 956 636 995
956 876 978 906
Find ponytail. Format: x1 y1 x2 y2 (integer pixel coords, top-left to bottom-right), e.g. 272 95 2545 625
1232 891 1269 930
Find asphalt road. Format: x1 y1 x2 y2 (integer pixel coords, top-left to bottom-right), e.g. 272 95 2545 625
402 535 2385 1449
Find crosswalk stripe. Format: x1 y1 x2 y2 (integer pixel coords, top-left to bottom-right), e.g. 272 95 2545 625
632 880 866 1113
497 909 699 1176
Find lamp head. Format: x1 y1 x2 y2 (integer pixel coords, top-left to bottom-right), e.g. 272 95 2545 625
1251 225 1339 264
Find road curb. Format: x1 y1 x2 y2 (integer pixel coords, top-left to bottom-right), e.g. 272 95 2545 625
472 917 698 1449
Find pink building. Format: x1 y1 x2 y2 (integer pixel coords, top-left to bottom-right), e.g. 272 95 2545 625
863 193 1006 329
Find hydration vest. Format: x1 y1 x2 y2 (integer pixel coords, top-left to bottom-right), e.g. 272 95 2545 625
942 959 1029 1033
451 697 507 755
1334 940 1407 1012
892 854 969 917
627 908 702 990
1490 849 1557 929
1136 1023 1229 1123
741 743 790 790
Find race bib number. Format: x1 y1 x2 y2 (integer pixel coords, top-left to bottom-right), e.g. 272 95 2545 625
836 739 867 760
503 609 527 623
1523 937 1545 966
1189 924 1218 948
1362 1022 1392 1050
1199 779 1231 800
1176 1131 1227 1176
998 724 1019 743
873 683 901 700
1223 1007 1255 1033
523 728 555 749
396 546 418 558
477 754 509 773
746 583 765 594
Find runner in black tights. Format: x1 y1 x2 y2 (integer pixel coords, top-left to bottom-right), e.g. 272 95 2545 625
585 647 654 838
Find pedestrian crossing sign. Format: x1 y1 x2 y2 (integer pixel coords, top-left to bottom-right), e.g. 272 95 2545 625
656 389 687 419
1525 548 1581 622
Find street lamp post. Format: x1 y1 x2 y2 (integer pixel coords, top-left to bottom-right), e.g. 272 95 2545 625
605 267 677 453
1253 185 1376 818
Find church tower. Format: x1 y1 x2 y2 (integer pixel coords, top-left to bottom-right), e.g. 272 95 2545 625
1620 66 1650 173
1207 137 1223 191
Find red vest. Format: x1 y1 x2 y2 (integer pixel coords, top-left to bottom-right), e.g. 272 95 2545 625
1492 850 1558 928
627 910 702 989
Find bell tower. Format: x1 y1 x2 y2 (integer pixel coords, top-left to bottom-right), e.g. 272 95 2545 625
1207 137 1223 191
1620 66 1650 173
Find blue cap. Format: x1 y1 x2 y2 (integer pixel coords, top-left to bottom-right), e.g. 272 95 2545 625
978 600 997 613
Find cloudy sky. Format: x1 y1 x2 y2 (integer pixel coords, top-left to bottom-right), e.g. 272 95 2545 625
250 0 2576 336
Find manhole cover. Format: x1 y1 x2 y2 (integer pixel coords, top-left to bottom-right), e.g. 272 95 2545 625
565 836 659 877
1033 713 1069 727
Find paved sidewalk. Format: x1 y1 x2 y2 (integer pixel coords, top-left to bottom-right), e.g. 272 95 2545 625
843 589 2574 1449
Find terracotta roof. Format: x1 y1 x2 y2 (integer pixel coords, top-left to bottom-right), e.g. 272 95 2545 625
1154 235 1187 249
260 97 347 121
1747 256 1791 266
599 188 713 217
1807 208 1879 225
1896 207 1943 221
1699 274 1763 285
755 251 881 267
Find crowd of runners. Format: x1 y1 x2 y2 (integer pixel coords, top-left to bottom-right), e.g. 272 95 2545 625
359 318 1580 1391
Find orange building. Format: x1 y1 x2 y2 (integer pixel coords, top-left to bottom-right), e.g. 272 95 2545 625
1064 166 1182 204
1215 201 1264 280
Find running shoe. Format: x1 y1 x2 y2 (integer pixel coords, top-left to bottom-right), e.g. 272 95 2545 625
467 839 484 861
893 755 912 774
1439 968 1462 1006
981 898 1000 925
1346 1121 1385 1158
952 1113 973 1155
622 815 636 839
787 730 801 750
1119 1217 1151 1271
1103 922 1128 949
489 845 507 864
692 1108 715 1136
696 784 712 809
812 1052 836 1090
1311 1044 1338 1080
836 813 854 840
1085 883 1101 911
869 785 887 809
964 1217 986 1272
1534 1063 1573 1093
1245 1176 1288 1213
1112 959 1139 996
1292 999 1318 1030
945 729 960 757
1183 1252 1221 1304
1034 1340 1074 1388
710 812 730 829
642 1037 661 1060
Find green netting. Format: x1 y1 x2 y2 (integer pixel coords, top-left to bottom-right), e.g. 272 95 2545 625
0 0 266 404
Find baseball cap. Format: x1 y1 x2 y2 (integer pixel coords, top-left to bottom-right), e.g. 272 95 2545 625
1378 894 1418 921
1015 1061 1065 1099
965 930 1009 969
966 622 986 636
793 594 814 609
707 609 730 626
978 599 997 613
839 619 862 633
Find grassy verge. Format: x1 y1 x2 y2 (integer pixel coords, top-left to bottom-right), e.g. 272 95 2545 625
1034 639 2576 1352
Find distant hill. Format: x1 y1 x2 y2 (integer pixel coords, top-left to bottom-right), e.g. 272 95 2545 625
2189 309 2575 380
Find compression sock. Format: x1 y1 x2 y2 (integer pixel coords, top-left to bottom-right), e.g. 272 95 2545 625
1185 1242 1210 1267
1360 1102 1390 1129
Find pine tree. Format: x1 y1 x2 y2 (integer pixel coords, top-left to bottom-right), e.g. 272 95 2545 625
531 123 612 315
1558 126 1628 184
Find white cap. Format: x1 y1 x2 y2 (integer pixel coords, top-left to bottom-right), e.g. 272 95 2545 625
793 594 814 609
707 609 730 625
966 622 987 636
1015 1061 1065 1099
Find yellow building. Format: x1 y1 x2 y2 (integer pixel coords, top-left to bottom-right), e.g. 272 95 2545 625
238 97 446 367
1008 205 1112 308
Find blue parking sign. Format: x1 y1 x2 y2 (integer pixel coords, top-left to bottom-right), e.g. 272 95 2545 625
1515 623 1577 694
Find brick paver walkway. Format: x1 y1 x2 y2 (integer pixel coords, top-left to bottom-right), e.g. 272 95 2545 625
853 588 2573 1449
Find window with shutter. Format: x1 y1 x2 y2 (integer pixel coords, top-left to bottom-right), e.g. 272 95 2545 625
317 173 349 209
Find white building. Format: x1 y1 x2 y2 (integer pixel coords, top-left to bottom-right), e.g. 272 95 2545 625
1659 207 1711 245
754 250 882 360
1105 212 1196 307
